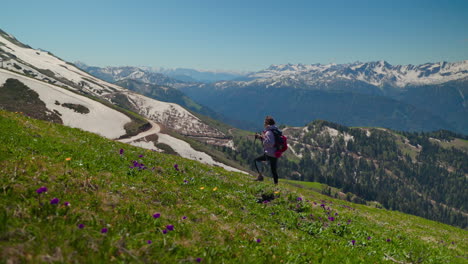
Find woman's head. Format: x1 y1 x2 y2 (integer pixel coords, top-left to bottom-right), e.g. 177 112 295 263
264 116 275 126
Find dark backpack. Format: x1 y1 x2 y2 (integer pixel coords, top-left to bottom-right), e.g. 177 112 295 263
271 128 288 158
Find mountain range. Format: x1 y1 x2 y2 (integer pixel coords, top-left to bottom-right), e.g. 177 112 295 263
237 60 468 89
179 61 468 133
76 60 468 134
75 62 246 84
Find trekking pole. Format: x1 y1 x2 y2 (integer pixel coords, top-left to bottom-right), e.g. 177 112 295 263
253 132 262 146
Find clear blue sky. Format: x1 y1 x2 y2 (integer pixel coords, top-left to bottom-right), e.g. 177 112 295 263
1 0 467 71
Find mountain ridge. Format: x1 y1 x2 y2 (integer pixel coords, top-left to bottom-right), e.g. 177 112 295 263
74 59 467 133
0 28 242 172
244 60 468 88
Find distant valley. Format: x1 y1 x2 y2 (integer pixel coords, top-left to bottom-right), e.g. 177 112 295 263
79 61 468 133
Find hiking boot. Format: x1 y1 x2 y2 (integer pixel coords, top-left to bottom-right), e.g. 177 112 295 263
254 174 264 181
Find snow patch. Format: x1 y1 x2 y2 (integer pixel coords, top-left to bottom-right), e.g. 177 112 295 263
127 140 159 151
289 144 303 158
125 93 224 137
158 134 245 173
0 69 130 139
324 127 339 137
322 127 354 143
118 121 245 174
0 34 125 95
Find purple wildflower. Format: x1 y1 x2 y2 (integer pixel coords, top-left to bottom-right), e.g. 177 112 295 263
196 258 202 263
119 148 124 155
153 213 161 219
147 240 152 244
256 238 261 243
328 217 335 221
139 154 144 158
367 236 372 240
101 228 108 233
320 204 325 208
174 164 179 171
386 238 391 242
36 186 47 194
335 213 339 216
351 240 356 245
50 198 59 204
166 225 174 231
78 224 85 229
162 229 168 234
297 197 303 201
129 160 138 169
64 202 70 206
182 216 187 220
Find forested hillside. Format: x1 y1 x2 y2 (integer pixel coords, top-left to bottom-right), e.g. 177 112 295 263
215 121 468 228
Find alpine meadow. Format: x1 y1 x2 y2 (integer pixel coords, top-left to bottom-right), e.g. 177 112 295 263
1 1 468 263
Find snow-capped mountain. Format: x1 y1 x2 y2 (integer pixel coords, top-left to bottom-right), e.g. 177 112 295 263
74 62 247 84
76 60 468 92
153 67 248 83
211 61 468 90
0 29 242 172
75 63 248 85
178 61 467 134
74 62 187 87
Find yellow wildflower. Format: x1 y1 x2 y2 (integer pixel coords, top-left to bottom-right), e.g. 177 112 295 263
65 157 72 161
213 187 218 191
200 187 205 190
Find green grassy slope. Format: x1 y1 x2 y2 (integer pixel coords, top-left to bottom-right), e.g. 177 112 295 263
0 110 466 263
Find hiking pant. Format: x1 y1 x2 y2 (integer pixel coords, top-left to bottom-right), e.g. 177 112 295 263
254 154 279 184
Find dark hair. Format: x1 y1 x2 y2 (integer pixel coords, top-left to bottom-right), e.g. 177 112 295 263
264 116 275 125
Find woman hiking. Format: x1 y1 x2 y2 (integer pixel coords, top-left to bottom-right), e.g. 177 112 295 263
254 116 280 185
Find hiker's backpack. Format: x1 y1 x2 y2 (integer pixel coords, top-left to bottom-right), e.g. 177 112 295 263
271 128 288 158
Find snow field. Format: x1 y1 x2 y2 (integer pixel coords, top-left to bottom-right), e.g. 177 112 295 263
0 69 131 139
118 121 245 173
0 34 124 95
